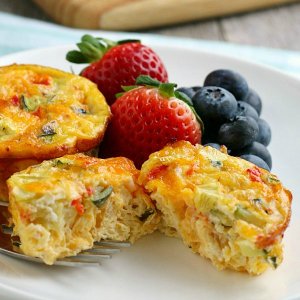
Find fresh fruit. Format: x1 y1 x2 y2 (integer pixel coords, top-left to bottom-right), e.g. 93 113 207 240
204 69 249 100
218 116 259 150
240 154 270 171
234 141 272 169
66 35 168 105
236 101 259 121
182 68 271 171
192 86 237 124
176 86 202 100
99 76 202 168
243 88 262 115
256 118 271 146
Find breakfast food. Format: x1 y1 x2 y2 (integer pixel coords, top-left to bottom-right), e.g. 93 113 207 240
0 64 111 159
0 44 290 276
66 35 168 104
138 141 292 275
178 69 272 170
0 159 40 202
7 154 160 265
99 75 202 168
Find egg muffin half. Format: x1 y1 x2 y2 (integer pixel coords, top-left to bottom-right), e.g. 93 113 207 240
8 154 160 265
0 64 110 159
139 141 292 275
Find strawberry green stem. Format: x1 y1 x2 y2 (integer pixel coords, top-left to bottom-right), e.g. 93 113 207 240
136 75 177 98
66 34 141 64
124 75 205 132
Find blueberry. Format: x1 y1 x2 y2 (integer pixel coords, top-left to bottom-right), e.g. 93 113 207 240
176 86 202 100
236 101 259 121
204 143 221 150
204 69 249 100
256 119 271 146
235 141 272 169
193 86 237 124
240 154 270 171
243 89 262 115
218 116 259 150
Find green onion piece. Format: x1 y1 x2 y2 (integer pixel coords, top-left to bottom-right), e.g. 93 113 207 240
234 205 266 227
20 95 39 112
92 186 113 208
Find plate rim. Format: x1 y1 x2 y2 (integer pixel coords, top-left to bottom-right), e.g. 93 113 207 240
0 41 299 300
0 43 299 88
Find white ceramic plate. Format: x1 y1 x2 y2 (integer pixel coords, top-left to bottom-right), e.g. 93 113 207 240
0 42 299 300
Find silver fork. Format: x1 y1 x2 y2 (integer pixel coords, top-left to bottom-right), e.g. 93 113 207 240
0 201 130 266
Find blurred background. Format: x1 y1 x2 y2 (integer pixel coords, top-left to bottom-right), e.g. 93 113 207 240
0 0 300 51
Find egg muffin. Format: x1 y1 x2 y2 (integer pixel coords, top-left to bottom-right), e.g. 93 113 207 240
139 141 292 275
7 154 160 265
0 159 41 202
0 64 110 159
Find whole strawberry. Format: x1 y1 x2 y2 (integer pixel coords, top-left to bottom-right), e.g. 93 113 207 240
66 35 168 105
99 76 203 168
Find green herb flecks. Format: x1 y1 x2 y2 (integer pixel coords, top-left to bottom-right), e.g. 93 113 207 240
53 160 64 167
91 186 113 208
20 95 39 112
250 198 272 215
38 120 57 141
139 208 154 222
210 160 223 168
267 256 278 269
72 106 87 114
267 174 280 184
46 95 56 103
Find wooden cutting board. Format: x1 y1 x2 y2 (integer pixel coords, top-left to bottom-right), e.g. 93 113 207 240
34 0 298 30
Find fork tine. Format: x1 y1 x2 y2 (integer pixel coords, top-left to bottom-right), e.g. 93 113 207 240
0 223 130 266
0 246 101 267
69 253 111 260
86 247 120 254
94 240 131 248
0 201 8 207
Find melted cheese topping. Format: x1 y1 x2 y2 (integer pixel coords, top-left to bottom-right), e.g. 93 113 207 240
139 141 292 275
0 64 111 159
8 154 159 264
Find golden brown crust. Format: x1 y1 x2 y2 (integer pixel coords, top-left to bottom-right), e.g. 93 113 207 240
8 154 159 264
256 188 292 249
0 64 111 159
139 141 292 274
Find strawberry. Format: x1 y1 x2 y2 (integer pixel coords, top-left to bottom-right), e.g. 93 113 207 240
66 35 168 105
99 75 203 168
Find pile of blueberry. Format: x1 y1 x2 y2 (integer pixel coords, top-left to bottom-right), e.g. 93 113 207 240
177 69 272 171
